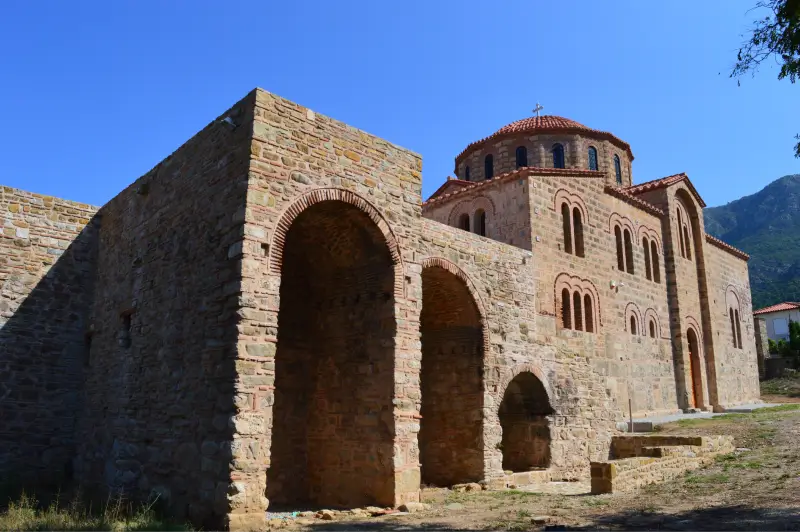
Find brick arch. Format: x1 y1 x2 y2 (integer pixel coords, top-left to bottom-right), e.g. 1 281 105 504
495 363 557 414
447 199 473 226
420 256 490 352
624 302 643 335
608 212 634 235
685 316 703 343
553 188 588 223
269 188 404 298
554 272 602 328
637 224 662 249
725 285 741 316
644 308 663 339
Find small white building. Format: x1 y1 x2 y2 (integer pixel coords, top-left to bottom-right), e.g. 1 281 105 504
753 302 800 342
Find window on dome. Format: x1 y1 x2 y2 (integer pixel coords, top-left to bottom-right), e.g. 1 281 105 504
614 155 622 184
552 144 565 169
516 146 528 169
485 155 494 179
465 166 470 181
588 146 598 171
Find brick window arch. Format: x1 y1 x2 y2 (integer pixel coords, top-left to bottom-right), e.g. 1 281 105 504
555 189 588 258
676 201 693 260
611 214 636 274
644 308 661 339
726 287 743 349
516 146 528 168
556 274 600 333
625 303 643 336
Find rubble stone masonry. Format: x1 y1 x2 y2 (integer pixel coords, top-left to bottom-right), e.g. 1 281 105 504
0 88 760 530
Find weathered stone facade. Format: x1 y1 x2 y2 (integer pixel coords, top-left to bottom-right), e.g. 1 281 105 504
0 88 760 529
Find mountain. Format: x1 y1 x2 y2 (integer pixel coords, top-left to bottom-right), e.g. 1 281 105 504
704 174 800 310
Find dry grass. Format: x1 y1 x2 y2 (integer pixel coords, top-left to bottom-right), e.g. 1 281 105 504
0 492 191 531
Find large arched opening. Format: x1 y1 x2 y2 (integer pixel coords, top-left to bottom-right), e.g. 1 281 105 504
499 372 554 472
268 200 396 509
419 264 484 486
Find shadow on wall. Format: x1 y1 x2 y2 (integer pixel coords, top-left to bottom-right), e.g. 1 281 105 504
0 217 100 497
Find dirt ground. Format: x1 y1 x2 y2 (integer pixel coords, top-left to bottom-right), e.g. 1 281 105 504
274 400 800 531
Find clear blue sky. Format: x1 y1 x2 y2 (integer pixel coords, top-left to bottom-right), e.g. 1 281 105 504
1 0 798 208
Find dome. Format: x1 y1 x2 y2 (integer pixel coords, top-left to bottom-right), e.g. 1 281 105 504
455 115 633 166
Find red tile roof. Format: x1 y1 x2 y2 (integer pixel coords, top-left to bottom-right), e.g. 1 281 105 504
705 234 749 261
423 167 605 206
624 172 707 208
753 302 800 315
426 176 471 201
454 115 634 171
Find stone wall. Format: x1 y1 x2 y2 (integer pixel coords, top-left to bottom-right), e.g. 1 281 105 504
704 241 761 406
0 188 98 489
754 317 767 379
422 173 532 249
72 92 256 528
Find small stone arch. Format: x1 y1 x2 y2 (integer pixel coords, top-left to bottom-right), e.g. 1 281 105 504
495 364 556 411
269 188 404 298
554 272 602 329
447 198 473 226
624 302 643 335
495 365 556 472
644 308 662 339
553 188 589 224
637 224 662 250
608 212 635 236
725 285 742 316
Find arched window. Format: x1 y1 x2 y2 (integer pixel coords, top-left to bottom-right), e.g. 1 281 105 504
516 146 528 168
465 166 470 181
630 315 638 335
623 228 634 274
552 144 565 169
561 203 573 254
475 209 486 237
650 240 661 283
584 294 594 333
734 309 743 349
588 146 598 171
649 319 656 338
458 213 470 231
683 226 692 259
561 288 571 329
573 291 583 331
484 155 494 179
614 226 624 271
572 207 585 257
730 309 738 348
643 237 652 281
614 155 622 184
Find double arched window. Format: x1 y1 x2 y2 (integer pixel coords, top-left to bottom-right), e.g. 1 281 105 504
560 202 585 257
588 146 598 171
552 144 565 169
642 236 661 283
516 146 528 169
676 203 692 260
484 155 494 179
614 155 622 185
614 224 634 274
561 289 595 333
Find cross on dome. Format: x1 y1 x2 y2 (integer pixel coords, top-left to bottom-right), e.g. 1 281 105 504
532 103 544 117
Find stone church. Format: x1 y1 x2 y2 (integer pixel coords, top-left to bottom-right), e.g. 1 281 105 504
0 88 760 529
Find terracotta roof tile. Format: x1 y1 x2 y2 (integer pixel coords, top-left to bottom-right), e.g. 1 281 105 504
753 301 800 315
624 172 707 208
427 176 471 201
455 115 633 172
704 234 750 261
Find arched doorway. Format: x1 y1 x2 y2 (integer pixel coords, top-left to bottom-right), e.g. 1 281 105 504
419 265 484 486
687 328 703 408
268 200 396 509
499 372 553 472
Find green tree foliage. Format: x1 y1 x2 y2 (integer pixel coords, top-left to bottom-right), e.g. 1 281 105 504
731 0 800 156
769 338 779 354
